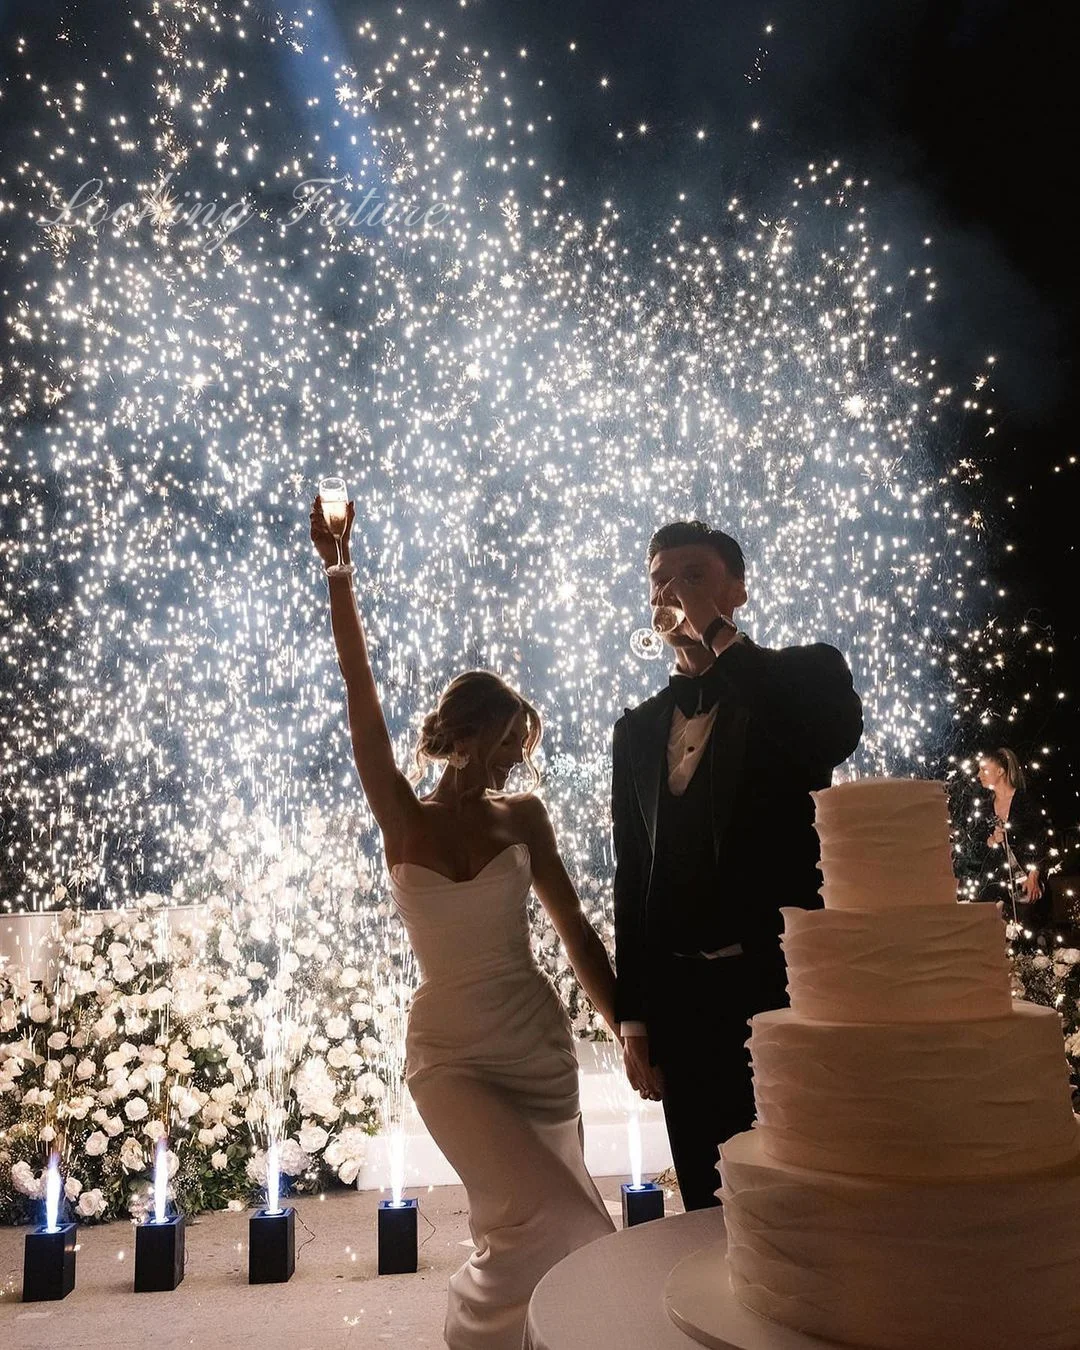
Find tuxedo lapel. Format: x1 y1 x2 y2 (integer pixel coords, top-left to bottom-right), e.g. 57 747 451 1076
627 692 673 856
709 695 749 864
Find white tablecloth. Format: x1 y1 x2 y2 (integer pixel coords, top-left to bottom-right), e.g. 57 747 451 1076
525 1208 726 1350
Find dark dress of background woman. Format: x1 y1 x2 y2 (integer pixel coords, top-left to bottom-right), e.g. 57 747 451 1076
958 748 1058 928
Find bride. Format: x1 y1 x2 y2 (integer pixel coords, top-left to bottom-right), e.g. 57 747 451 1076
310 496 624 1349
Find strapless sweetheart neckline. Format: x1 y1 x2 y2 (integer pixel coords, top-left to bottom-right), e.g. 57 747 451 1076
390 841 530 887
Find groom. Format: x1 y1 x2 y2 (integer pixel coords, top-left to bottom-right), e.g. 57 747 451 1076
612 520 863 1210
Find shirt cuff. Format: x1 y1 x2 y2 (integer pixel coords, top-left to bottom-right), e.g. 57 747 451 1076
620 1021 648 1038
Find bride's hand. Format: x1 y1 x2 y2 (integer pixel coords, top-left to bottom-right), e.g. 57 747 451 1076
623 1034 664 1102
310 496 354 569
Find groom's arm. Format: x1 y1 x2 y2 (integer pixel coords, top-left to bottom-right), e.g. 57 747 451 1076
708 641 862 777
611 716 648 1027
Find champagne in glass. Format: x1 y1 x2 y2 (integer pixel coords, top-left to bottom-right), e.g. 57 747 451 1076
318 475 348 567
651 603 686 636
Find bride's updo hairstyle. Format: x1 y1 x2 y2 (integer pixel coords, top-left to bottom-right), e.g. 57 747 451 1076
414 671 543 788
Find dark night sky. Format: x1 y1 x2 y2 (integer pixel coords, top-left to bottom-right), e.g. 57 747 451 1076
432 0 1077 632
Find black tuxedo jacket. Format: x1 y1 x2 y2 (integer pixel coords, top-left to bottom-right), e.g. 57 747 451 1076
611 638 863 1027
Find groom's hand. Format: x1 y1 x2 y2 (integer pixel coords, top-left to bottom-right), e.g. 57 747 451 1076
623 1035 664 1102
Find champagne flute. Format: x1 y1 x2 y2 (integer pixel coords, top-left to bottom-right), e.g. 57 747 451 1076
318 475 348 568
651 577 689 636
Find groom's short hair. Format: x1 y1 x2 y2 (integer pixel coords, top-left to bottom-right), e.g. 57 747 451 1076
647 520 745 581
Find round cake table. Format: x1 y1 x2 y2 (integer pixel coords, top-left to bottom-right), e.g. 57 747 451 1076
524 1209 843 1350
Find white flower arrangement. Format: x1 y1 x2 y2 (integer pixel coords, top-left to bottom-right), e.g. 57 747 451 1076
0 800 394 1225
1009 927 1080 1108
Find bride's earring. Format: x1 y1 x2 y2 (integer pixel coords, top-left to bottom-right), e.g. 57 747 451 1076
446 750 470 770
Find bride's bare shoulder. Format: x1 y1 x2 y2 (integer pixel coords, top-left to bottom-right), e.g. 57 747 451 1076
498 792 555 842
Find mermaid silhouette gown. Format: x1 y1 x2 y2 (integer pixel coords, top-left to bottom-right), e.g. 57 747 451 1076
390 842 615 1349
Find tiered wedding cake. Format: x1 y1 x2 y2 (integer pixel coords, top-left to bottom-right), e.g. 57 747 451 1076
719 778 1080 1350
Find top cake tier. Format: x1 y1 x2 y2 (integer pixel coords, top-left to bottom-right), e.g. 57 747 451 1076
813 778 957 910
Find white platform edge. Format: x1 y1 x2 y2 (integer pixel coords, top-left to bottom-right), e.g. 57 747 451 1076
361 1039 672 1190
665 1237 849 1350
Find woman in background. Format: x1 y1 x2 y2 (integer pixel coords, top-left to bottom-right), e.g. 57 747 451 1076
968 748 1057 925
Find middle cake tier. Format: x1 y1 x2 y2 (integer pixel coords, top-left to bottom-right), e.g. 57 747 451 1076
750 1002 1080 1179
781 902 1012 1023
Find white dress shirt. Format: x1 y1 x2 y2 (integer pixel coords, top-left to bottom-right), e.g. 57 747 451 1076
620 636 744 1039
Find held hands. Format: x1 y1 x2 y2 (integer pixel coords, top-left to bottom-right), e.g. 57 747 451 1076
622 1034 664 1103
310 495 354 570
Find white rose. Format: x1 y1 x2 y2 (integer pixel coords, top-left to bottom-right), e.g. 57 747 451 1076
298 1123 329 1154
351 1002 373 1023
76 1188 106 1219
120 1138 145 1172
175 1090 204 1121
187 1028 211 1051
29 1002 52 1023
43 1061 63 1087
246 962 266 979
211 1082 237 1104
197 1128 217 1147
143 1119 167 1143
11 1161 45 1198
103 1114 124 1138
327 1047 350 1070
124 1097 149 1122
75 1057 96 1081
211 1150 229 1171
277 1138 312 1177
339 967 360 989
84 1131 109 1157
168 1046 195 1076
65 1176 83 1201
324 1016 349 1041
92 1013 118 1039
47 1032 69 1051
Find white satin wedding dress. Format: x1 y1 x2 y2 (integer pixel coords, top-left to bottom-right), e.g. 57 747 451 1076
390 842 614 1349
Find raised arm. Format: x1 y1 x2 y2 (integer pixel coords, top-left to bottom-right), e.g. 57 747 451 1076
519 795 618 1036
310 497 418 845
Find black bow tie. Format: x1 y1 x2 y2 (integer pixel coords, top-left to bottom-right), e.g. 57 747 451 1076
669 666 723 719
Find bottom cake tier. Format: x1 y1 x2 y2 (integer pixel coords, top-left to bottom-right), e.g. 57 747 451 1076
719 1128 1080 1350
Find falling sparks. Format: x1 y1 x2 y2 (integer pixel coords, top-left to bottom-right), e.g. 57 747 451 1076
0 3 1011 933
